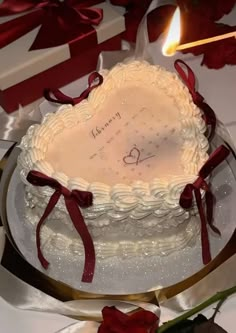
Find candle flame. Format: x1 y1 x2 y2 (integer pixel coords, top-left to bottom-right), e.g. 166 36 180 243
162 7 181 56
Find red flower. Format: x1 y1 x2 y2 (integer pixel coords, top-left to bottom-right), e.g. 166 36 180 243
110 0 131 6
110 0 153 42
147 5 176 43
201 35 236 69
177 0 236 21
179 10 236 68
98 306 159 333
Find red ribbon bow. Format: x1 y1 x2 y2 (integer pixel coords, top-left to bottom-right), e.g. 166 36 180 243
174 60 216 140
179 145 230 265
44 71 103 105
27 170 95 283
0 0 103 50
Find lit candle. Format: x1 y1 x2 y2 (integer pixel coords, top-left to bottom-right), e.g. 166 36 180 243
162 8 181 57
162 7 236 56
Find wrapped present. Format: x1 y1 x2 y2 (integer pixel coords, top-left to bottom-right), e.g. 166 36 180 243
0 0 125 113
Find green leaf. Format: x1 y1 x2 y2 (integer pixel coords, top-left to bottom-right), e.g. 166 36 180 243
162 314 228 333
163 315 207 333
158 286 236 333
194 320 228 333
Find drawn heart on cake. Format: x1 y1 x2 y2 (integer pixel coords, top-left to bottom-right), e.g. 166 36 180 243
123 147 156 165
123 147 141 165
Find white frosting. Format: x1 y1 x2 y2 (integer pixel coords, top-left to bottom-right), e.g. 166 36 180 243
45 85 187 184
18 61 209 258
25 201 200 259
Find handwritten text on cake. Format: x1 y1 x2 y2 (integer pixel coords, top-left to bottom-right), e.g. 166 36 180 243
91 112 121 139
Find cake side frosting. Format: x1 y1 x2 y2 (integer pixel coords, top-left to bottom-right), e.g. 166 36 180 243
18 61 209 258
25 200 200 259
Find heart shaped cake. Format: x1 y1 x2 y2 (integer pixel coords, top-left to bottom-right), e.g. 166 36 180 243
18 61 211 281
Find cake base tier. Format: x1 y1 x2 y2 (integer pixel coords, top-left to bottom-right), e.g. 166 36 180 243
5 150 236 294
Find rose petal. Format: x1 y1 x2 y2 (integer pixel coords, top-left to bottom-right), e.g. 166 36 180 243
147 5 176 42
177 0 236 21
99 307 159 333
110 0 130 6
128 310 159 328
102 306 128 325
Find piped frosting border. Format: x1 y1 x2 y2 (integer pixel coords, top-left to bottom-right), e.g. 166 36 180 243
18 61 209 221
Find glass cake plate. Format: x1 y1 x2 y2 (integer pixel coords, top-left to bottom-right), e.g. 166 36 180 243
3 140 236 295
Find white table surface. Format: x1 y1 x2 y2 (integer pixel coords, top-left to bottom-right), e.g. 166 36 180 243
0 297 77 333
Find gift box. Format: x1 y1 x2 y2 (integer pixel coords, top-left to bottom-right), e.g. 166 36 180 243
0 1 125 113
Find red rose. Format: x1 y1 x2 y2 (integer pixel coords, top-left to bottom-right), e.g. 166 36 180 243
177 0 236 21
110 0 153 42
147 5 176 43
110 0 131 6
98 306 159 333
201 35 236 69
178 10 236 68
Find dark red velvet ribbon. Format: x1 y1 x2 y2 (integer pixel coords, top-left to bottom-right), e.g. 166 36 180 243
27 170 95 283
0 0 103 50
44 71 103 105
174 60 216 140
179 145 230 264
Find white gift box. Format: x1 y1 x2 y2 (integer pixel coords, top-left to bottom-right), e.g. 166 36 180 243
0 1 125 113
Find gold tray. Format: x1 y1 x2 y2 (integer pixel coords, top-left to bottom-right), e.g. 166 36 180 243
0 144 235 303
